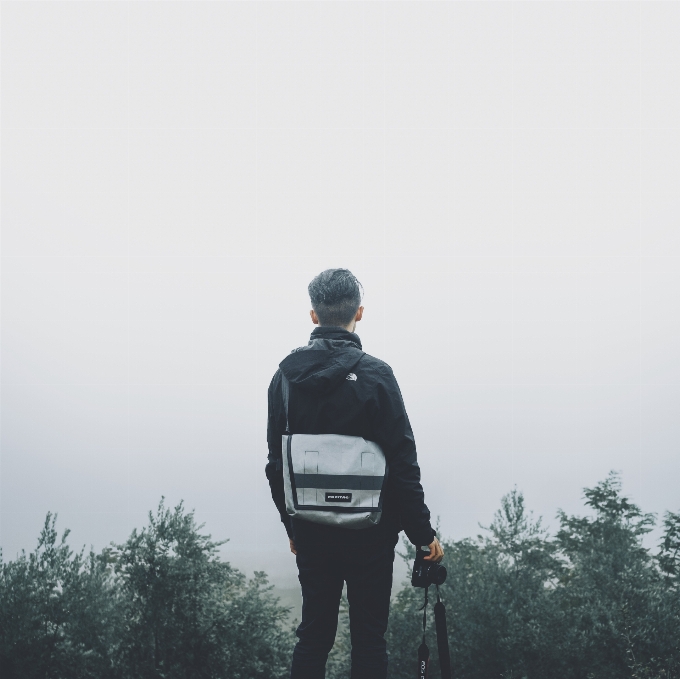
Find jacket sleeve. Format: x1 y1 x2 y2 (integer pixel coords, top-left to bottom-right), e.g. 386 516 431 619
372 366 436 547
265 371 293 539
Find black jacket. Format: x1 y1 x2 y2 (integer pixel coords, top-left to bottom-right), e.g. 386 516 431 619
266 326 435 547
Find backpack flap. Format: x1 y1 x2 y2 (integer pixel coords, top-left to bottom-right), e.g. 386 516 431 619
282 433 387 529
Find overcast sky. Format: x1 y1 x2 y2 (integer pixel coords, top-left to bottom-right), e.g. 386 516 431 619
1 1 679 587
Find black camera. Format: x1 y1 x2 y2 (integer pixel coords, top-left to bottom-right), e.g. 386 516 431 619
411 548 447 588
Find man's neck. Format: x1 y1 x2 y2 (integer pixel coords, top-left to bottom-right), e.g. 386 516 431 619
319 324 354 333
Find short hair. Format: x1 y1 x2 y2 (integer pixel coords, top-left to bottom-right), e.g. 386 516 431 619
308 269 363 327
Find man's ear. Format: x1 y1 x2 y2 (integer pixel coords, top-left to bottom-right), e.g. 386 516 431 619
355 306 364 323
310 309 320 325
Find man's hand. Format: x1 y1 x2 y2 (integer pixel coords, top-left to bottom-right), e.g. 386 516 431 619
422 537 444 563
289 538 297 555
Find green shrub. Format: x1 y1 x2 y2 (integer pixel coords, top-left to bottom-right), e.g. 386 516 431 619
386 474 680 679
0 501 294 679
2 476 678 679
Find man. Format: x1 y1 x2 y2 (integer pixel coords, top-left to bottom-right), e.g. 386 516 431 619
266 268 443 679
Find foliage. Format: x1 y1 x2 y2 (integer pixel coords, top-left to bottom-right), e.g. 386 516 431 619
0 502 293 679
553 472 660 678
658 510 680 584
0 513 120 679
1 476 678 679
111 499 293 679
386 473 680 679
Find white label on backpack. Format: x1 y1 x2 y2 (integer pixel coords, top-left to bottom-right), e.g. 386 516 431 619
325 492 352 502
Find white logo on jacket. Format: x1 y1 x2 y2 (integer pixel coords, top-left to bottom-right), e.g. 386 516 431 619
346 373 357 381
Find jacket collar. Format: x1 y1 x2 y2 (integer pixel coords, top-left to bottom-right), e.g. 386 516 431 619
310 326 363 350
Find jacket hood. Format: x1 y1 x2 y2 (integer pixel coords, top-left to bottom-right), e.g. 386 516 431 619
279 327 365 394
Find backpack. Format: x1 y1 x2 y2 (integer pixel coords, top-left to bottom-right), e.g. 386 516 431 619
280 374 388 529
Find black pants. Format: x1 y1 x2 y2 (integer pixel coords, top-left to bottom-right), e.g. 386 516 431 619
291 525 399 679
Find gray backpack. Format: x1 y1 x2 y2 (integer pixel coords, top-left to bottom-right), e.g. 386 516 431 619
280 374 387 529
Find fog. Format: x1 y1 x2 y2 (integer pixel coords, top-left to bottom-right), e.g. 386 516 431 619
2 1 679 589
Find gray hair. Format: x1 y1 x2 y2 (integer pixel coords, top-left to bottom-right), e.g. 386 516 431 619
308 269 363 327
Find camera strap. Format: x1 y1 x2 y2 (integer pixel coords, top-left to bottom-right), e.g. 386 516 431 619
417 585 452 679
417 586 429 679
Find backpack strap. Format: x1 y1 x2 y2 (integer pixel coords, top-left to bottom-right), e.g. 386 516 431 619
281 373 290 435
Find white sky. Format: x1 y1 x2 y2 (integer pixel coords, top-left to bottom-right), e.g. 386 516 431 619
1 1 679 587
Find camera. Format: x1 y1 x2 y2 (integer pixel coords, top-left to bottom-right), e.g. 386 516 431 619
411 547 447 588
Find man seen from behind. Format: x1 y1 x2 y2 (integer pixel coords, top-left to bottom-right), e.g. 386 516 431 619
266 268 443 679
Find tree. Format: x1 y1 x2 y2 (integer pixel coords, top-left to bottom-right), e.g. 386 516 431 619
387 490 561 679
0 513 121 679
385 475 680 679
658 511 680 585
0 502 295 679
111 499 294 679
3 479 678 679
637 510 680 679
554 472 660 678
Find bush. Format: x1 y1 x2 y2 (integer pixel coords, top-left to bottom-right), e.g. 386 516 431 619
385 473 680 679
2 476 678 679
0 501 294 679
0 514 120 679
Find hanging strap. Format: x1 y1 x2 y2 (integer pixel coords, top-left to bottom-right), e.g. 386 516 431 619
417 586 430 679
418 585 452 679
281 373 290 435
420 585 429 638
435 585 452 679
417 639 429 679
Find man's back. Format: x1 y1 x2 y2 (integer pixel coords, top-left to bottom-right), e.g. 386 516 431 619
266 326 435 548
